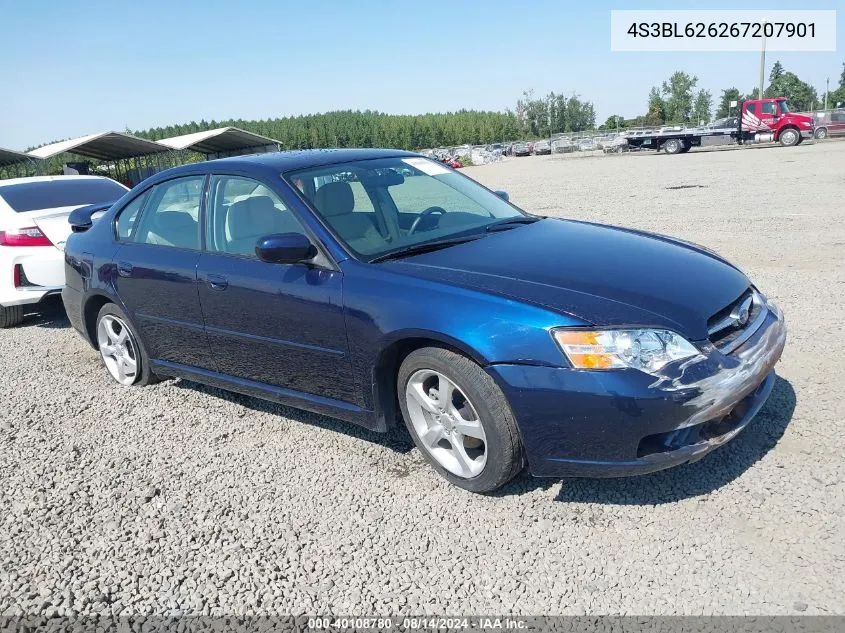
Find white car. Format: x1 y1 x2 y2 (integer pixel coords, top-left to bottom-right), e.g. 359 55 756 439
0 175 129 327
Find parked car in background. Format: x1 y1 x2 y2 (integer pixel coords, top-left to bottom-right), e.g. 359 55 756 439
511 142 530 156
552 138 576 153
533 140 551 155
64 149 786 493
578 138 596 151
0 175 128 327
811 110 845 139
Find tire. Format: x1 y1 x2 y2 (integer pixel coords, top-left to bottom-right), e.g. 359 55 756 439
814 127 828 140
663 138 683 155
95 303 159 386
0 305 24 328
397 347 524 493
779 127 800 147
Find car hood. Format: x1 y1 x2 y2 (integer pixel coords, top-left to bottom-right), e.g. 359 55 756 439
385 218 750 340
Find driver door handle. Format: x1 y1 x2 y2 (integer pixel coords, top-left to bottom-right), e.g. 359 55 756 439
207 274 228 291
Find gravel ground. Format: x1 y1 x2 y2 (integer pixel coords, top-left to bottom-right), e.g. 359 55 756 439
1 141 843 618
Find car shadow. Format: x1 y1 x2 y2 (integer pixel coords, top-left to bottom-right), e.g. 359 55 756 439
20 296 69 329
176 380 416 455
493 375 796 504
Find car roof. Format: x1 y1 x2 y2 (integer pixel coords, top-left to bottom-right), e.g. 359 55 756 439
153 148 420 181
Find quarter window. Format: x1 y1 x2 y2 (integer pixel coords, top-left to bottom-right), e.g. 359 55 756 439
130 176 204 249
115 192 148 241
206 176 306 258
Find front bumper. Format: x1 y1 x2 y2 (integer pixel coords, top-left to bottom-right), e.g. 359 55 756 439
488 302 787 478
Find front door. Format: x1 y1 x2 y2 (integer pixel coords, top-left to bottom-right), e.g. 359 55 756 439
196 175 356 404
112 176 213 368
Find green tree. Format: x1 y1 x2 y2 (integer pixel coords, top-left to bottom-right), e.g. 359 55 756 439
765 71 818 111
769 61 785 83
600 115 627 131
715 87 742 118
645 86 665 125
692 89 712 123
661 71 698 123
839 61 845 87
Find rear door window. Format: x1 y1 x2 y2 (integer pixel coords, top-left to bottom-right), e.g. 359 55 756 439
130 177 204 250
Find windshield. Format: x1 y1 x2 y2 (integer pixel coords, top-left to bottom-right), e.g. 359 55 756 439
778 100 790 114
285 156 524 260
0 178 127 213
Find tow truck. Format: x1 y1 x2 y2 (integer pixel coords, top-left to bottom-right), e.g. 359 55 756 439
624 97 815 155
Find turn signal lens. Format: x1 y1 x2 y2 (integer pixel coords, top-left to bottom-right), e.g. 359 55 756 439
0 227 53 247
552 328 701 374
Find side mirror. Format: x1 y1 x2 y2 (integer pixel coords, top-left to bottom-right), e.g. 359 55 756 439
255 233 317 264
494 190 509 202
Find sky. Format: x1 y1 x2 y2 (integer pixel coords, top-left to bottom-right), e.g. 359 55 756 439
0 0 841 150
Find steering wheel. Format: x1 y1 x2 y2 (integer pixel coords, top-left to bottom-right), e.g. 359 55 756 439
408 206 447 235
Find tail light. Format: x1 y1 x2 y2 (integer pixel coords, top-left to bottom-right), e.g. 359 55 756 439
0 227 53 247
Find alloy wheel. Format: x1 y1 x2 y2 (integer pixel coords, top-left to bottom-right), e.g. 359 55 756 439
405 369 487 478
97 314 139 385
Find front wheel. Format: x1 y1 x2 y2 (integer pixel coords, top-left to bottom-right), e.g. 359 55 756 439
398 347 524 493
779 128 800 147
95 303 159 386
814 127 828 140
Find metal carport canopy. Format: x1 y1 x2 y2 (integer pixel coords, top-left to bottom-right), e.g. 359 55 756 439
156 127 281 155
0 147 34 167
27 132 171 161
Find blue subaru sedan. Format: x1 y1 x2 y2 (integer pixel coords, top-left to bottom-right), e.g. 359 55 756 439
62 149 786 492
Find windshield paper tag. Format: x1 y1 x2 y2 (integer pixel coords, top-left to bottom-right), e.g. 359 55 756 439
403 157 449 176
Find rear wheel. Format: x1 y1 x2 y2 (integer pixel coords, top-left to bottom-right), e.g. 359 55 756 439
779 127 800 147
663 138 683 155
814 127 828 140
0 305 24 328
398 347 524 493
95 303 159 386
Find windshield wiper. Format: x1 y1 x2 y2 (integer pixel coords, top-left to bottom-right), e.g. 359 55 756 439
369 235 483 263
485 215 544 232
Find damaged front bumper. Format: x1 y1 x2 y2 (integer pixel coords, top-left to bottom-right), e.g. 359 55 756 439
488 300 787 478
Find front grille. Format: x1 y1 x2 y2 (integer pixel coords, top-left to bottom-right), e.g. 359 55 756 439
707 288 766 354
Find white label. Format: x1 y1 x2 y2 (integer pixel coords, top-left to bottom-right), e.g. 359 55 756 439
611 10 836 52
402 157 450 176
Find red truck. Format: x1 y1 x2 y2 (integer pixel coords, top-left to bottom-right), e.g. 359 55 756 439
624 97 815 155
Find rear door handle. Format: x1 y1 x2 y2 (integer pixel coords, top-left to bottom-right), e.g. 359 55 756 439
207 274 228 291
117 261 133 277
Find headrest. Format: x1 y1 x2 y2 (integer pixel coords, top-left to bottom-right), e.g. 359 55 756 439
154 210 196 231
226 196 280 240
314 182 354 217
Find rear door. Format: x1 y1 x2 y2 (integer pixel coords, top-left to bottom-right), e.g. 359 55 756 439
112 176 214 368
742 102 765 132
196 175 356 403
831 112 845 135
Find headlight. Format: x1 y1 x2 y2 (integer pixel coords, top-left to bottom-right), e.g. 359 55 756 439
552 328 701 373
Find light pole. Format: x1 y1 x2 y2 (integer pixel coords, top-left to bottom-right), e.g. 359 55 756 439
758 25 767 100
825 77 830 110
